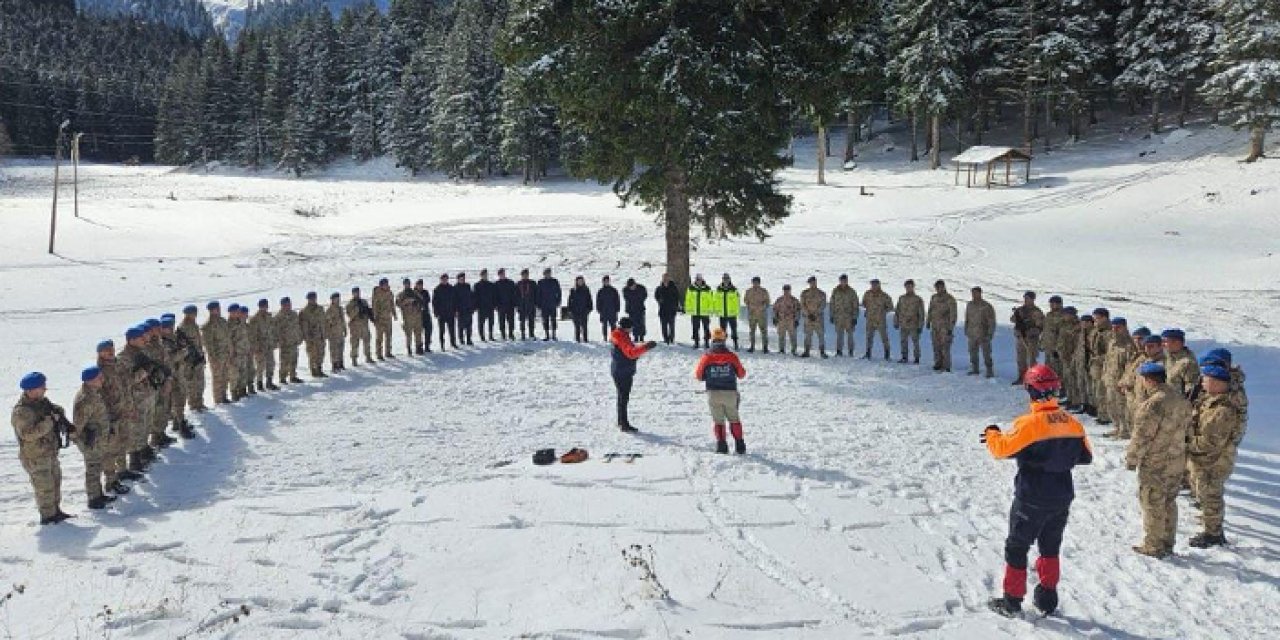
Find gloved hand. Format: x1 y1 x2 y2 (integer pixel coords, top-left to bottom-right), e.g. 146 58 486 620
644 341 658 349
979 425 1000 443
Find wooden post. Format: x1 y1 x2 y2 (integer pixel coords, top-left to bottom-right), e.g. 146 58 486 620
72 133 82 218
49 121 69 254
1006 157 1012 186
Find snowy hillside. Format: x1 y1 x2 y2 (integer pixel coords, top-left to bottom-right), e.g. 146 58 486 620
200 0 390 39
0 121 1277 638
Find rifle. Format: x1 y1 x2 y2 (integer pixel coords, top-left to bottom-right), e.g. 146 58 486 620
175 331 206 367
33 399 75 449
130 352 171 389
1012 307 1028 336
356 299 374 321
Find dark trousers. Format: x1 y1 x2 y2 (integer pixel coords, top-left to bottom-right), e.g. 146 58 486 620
691 316 711 346
420 312 433 350
457 313 473 343
630 314 646 341
518 309 536 338
541 307 558 338
477 309 495 340
600 316 617 339
499 308 516 339
613 374 634 427
437 317 457 349
573 314 589 342
719 317 738 346
660 312 677 344
1003 498 1070 598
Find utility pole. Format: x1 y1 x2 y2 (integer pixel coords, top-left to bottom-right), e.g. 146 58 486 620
49 120 69 255
72 132 83 218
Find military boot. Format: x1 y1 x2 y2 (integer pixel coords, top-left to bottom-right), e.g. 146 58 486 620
1188 532 1227 548
52 510 74 523
800 350 811 358
256 380 265 392
88 496 116 510
266 381 280 391
289 375 304 384
178 422 197 440
835 350 843 357
1033 585 1058 615
762 347 769 354
246 384 257 396
820 350 829 359
734 438 747 455
899 356 908 363
863 350 871 359
107 480 131 495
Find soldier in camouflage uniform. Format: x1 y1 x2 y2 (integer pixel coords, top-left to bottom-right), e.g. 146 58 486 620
275 297 305 384
1199 348 1248 443
1121 332 1165 433
250 299 279 391
201 301 231 405
178 305 208 412
1088 308 1112 423
1011 292 1045 385
743 277 770 354
773 285 800 355
397 279 425 356
829 275 858 357
926 280 958 373
1126 362 1191 558
1040 296 1067 377
800 276 828 358
118 325 159 470
1186 364 1244 548
1103 318 1137 437
1161 329 1198 398
372 278 398 360
96 339 139 491
12 372 71 524
326 292 348 372
299 292 329 379
861 279 893 360
143 319 177 448
965 287 996 378
1066 312 1092 413
72 367 117 510
894 280 925 364
346 287 375 366
159 315 193 438
228 304 255 399
1055 307 1081 409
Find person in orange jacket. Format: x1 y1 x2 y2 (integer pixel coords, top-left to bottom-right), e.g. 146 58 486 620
694 328 748 453
611 317 656 433
982 364 1093 618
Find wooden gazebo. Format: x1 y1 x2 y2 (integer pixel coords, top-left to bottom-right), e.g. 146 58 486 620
952 146 1033 188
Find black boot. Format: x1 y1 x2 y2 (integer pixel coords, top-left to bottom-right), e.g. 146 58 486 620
1033 585 1058 615
734 438 746 455
620 424 639 434
863 350 871 359
88 496 113 510
715 439 729 454
987 596 1022 618
800 350 811 358
256 380 264 391
1188 532 1228 548
820 350 829 359
107 480 131 495
178 422 196 439
267 381 281 391
289 376 304 384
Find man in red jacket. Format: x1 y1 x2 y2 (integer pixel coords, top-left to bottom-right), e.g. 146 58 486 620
695 328 748 454
611 317 656 433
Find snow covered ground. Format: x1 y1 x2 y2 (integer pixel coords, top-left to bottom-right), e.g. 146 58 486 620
0 119 1277 638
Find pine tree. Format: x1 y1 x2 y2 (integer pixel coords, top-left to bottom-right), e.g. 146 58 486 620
432 0 498 178
498 64 559 182
282 12 341 175
0 118 14 159
1115 0 1194 133
391 45 440 174
1202 0 1280 161
263 30 295 164
199 37 238 162
234 31 270 167
1172 0 1219 126
1031 0 1104 148
888 0 968 168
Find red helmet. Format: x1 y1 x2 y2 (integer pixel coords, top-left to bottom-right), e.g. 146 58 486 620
1023 364 1061 392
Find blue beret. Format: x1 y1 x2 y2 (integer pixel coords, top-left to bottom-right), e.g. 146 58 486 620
306 291 317 299
330 292 340 299
352 286 361 292
161 317 176 328
161 313 175 321
234 303 246 312
379 278 389 285
1133 327 1151 337
280 297 291 305
1143 335 1163 345
96 339 114 352
81 366 101 382
1203 348 1233 367
1093 308 1110 316
1111 317 1127 326
258 298 269 307
1024 291 1036 299
183 305 198 315
1063 306 1077 315
1139 362 1166 376
1200 365 1230 382
126 326 145 340
227 304 240 313
145 319 161 328
19 372 46 391
207 301 220 310
402 278 411 285
1049 295 1063 304
1161 329 1185 340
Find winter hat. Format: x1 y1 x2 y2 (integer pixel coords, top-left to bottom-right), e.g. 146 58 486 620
807 276 817 284
256 299 268 308
1200 365 1231 382
711 328 727 343
1202 348 1233 367
330 292 341 300
207 301 220 310
619 317 634 330
1024 291 1037 300
904 279 915 287
125 326 146 341
353 286 363 292
379 278 389 286
870 278 880 285
19 372 46 391
96 339 114 352
1142 335 1163 345
81 366 101 383
1138 362 1166 377
306 291 318 300
402 278 412 285
626 278 636 286
280 297 291 305
1161 328 1185 341
752 276 761 283
183 305 198 315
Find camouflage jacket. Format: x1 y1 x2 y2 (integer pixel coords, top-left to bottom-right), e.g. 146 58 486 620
894 293 925 330
964 300 996 340
743 285 770 315
1126 384 1190 474
861 289 893 324
274 309 304 347
1188 393 1243 462
829 285 859 323
11 394 62 461
325 303 348 338
927 292 957 331
201 316 230 360
372 287 396 322
299 303 327 341
249 310 276 351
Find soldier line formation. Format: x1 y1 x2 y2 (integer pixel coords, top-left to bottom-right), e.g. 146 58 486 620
10 269 1250 561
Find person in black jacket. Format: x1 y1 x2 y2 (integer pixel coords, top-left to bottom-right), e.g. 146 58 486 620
623 278 649 341
454 272 475 345
610 318 657 432
413 279 433 352
596 276 621 339
432 274 457 350
536 268 562 341
516 269 538 340
495 268 518 340
655 274 681 345
474 269 497 341
568 276 594 343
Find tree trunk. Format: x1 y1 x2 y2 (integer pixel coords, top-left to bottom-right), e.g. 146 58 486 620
1178 82 1190 128
1023 90 1034 153
1151 91 1162 134
844 111 857 162
929 113 942 169
1245 123 1266 163
1043 93 1052 152
909 110 919 162
663 167 693 292
816 120 827 185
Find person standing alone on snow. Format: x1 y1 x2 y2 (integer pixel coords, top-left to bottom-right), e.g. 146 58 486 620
982 364 1093 618
694 328 748 454
610 317 656 433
